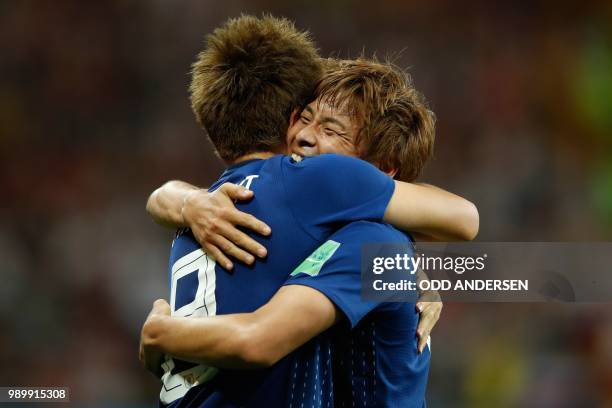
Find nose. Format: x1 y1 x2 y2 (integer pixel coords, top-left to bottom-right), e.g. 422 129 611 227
295 126 318 155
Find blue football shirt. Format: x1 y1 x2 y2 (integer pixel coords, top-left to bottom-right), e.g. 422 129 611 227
285 221 430 408
161 154 395 407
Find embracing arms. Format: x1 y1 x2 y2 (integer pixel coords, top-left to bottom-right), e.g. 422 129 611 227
140 285 338 370
140 267 440 374
146 180 200 228
384 182 479 242
146 179 478 269
147 181 269 270
143 169 463 372
141 273 440 373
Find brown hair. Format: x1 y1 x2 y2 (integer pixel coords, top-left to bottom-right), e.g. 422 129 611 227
316 58 435 181
190 15 322 163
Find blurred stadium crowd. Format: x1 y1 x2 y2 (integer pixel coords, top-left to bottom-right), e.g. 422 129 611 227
1 1 611 406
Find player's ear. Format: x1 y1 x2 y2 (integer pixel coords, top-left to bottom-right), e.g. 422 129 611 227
377 161 398 178
386 168 398 178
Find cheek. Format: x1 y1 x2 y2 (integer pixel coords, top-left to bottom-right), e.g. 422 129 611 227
322 138 357 156
344 143 359 157
315 138 334 154
286 122 303 145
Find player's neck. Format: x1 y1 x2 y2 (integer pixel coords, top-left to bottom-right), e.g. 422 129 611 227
231 151 276 164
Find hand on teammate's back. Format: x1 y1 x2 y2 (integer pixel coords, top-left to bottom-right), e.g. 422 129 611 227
415 268 442 353
415 298 442 353
181 183 271 270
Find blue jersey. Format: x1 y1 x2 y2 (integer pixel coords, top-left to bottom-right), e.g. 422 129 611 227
161 154 394 407
285 221 430 408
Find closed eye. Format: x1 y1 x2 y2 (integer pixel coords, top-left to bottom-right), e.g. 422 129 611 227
323 128 337 136
324 127 347 138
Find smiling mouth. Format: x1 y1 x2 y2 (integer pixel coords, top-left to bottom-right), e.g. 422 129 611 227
290 147 317 157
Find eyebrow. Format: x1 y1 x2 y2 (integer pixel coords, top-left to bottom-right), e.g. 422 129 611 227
305 105 348 131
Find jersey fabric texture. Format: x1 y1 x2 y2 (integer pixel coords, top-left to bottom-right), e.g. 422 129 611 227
285 221 430 408
162 154 394 407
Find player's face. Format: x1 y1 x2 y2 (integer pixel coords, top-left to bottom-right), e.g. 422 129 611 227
286 98 360 157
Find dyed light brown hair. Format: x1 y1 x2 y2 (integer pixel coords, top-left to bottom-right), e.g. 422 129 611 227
190 15 322 163
316 58 435 181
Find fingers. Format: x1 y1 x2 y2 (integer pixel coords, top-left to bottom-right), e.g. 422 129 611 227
196 215 257 266
152 299 171 315
153 299 168 308
226 209 271 238
416 312 432 353
216 215 268 258
417 330 429 353
211 234 256 266
202 230 259 267
418 335 429 354
146 299 170 321
219 183 254 201
218 184 271 237
187 183 271 267
416 302 441 353
193 207 268 261
203 242 234 271
196 222 265 267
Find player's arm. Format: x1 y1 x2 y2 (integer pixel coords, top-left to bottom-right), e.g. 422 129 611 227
384 181 479 242
146 180 271 270
140 286 340 369
284 155 478 242
147 178 477 265
146 180 199 228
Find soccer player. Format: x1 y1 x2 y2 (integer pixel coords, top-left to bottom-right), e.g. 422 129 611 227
143 57 448 408
141 15 477 407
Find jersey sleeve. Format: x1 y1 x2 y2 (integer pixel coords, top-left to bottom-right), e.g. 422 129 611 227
283 221 413 328
281 154 395 239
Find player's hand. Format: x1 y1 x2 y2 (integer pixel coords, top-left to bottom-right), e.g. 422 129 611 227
139 299 171 378
181 183 271 270
149 298 171 317
415 294 442 354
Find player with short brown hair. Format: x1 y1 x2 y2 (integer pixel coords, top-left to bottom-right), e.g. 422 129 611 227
314 57 435 182
190 14 322 162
